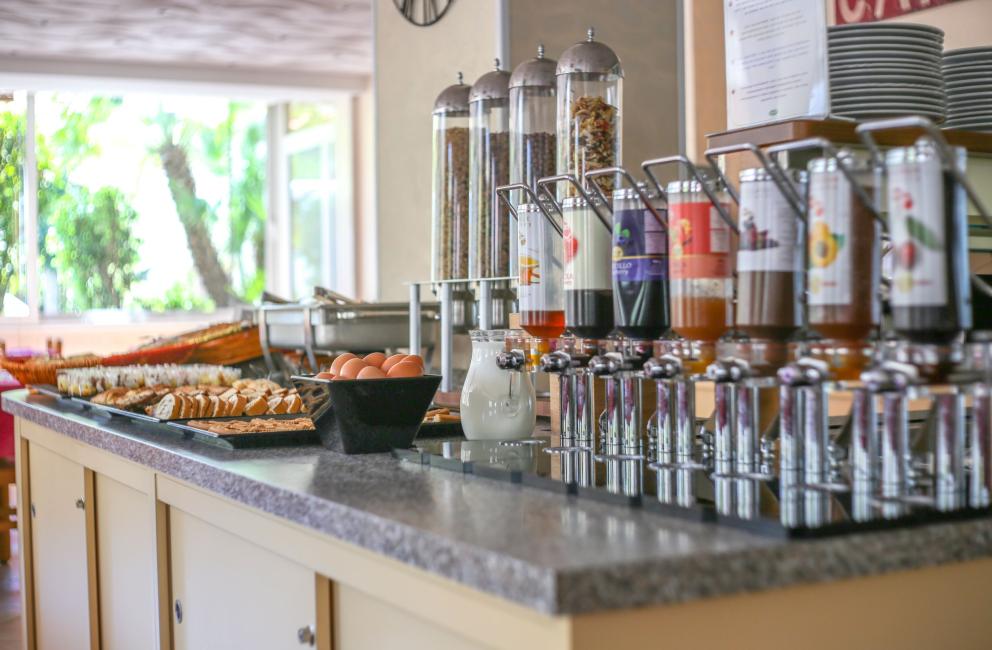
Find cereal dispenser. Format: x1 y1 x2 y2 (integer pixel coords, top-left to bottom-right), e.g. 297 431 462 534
509 45 557 208
431 73 470 283
469 60 512 280
556 28 622 199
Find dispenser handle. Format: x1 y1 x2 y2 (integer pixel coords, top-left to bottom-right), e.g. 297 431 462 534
855 116 992 299
494 183 563 237
641 155 739 234
583 166 668 230
535 174 613 232
765 137 885 228
704 142 805 221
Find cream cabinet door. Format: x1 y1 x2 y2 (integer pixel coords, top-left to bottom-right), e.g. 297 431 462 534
28 442 90 650
96 473 157 649
169 507 316 650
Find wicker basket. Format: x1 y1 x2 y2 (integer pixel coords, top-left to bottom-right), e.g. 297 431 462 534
0 355 102 387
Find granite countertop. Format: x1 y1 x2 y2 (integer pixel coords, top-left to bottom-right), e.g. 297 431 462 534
6 389 992 616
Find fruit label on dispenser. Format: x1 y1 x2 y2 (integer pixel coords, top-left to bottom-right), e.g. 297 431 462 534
736 180 800 272
668 201 732 279
808 172 852 305
888 156 948 307
518 210 563 311
563 205 612 291
612 207 668 282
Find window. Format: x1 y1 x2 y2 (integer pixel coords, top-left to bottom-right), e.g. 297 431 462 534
0 92 30 319
0 90 355 323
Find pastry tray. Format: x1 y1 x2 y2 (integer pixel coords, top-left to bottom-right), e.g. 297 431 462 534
70 396 164 423
165 411 328 449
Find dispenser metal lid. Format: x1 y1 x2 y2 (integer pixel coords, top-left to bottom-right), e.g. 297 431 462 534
469 59 511 103
509 44 558 90
556 28 623 77
808 149 872 174
433 72 470 114
739 167 807 184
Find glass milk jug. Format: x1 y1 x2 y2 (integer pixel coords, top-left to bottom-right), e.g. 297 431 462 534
460 330 536 440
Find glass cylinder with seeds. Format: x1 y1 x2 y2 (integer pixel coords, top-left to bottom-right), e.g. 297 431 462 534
555 28 623 200
431 74 471 281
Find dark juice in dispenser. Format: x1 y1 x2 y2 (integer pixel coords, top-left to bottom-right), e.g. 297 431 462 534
563 196 614 339
887 141 972 344
612 189 669 340
735 168 804 342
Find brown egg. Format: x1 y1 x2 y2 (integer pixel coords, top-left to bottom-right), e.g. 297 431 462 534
339 358 368 379
403 354 424 368
363 352 387 368
381 354 408 374
387 361 423 378
332 374 351 381
329 353 357 376
357 365 387 380
315 371 335 381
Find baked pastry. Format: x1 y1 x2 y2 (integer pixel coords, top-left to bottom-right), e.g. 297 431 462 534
244 396 268 416
228 394 247 417
151 394 180 419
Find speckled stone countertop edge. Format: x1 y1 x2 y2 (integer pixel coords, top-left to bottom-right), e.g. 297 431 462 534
8 391 992 616
4 393 562 613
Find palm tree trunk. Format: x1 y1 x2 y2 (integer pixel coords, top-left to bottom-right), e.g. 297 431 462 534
158 140 233 306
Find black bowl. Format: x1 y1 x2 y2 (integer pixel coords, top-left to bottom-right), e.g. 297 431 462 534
292 374 441 454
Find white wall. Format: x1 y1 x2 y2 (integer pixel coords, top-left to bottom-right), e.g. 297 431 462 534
373 0 502 301
508 0 681 173
884 0 992 49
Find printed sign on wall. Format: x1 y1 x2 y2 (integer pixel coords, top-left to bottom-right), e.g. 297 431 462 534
724 0 831 129
835 0 963 24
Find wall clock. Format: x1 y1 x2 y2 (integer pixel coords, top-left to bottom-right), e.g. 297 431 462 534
393 0 453 26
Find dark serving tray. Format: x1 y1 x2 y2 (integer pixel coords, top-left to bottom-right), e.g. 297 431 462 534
417 418 464 438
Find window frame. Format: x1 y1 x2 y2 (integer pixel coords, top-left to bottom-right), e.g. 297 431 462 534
1 91 356 324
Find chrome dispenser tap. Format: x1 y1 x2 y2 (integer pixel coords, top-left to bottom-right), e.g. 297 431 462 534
644 354 705 507
589 348 647 498
540 346 598 486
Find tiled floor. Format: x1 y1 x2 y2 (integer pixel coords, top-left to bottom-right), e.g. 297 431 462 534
0 532 22 649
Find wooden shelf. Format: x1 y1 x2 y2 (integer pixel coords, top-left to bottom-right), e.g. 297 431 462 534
707 118 992 153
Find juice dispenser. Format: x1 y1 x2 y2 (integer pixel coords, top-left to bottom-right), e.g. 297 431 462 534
516 201 565 340
885 140 972 344
608 185 669 341
556 28 622 199
640 155 737 508
734 167 806 343
431 73 470 283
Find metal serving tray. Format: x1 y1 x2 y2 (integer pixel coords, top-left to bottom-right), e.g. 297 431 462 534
257 301 440 372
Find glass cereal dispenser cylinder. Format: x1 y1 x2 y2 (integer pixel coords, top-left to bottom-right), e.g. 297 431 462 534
431 73 470 282
469 60 512 279
556 28 622 199
509 45 557 206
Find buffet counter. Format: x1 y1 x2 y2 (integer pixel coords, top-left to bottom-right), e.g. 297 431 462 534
6 389 992 649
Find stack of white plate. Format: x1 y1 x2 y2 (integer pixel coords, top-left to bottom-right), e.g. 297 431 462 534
828 23 946 123
943 47 992 132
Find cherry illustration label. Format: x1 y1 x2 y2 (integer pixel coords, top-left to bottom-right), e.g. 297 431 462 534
563 205 612 291
888 156 948 307
808 172 852 305
737 180 800 273
612 207 668 282
668 201 733 279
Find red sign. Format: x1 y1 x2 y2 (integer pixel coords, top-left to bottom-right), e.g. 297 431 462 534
835 0 962 24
